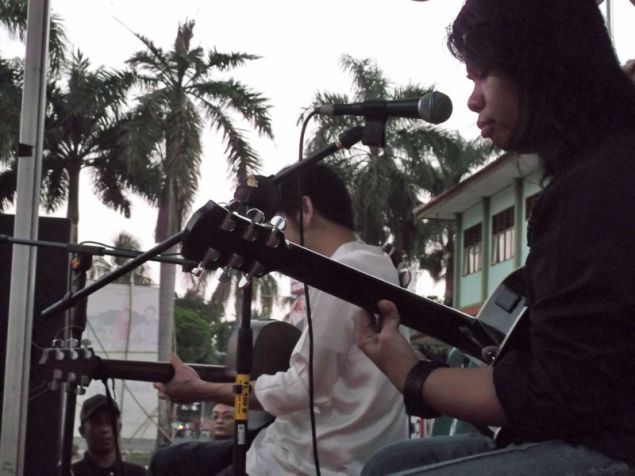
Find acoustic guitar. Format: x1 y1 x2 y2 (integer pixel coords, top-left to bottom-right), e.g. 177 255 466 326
180 200 529 364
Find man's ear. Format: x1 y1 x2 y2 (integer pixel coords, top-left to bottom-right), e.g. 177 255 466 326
79 424 85 437
301 195 315 227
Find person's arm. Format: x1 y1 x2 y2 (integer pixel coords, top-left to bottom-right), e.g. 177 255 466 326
356 300 507 427
254 288 352 415
153 354 264 410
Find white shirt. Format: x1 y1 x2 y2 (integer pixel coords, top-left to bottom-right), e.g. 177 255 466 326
246 241 409 476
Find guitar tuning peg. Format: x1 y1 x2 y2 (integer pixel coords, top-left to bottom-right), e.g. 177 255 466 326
238 262 265 289
224 199 241 212
266 215 287 248
270 215 286 231
52 338 64 348
242 209 266 242
220 210 237 232
77 385 87 395
218 254 244 282
81 338 91 347
191 248 221 277
50 369 63 391
67 338 79 348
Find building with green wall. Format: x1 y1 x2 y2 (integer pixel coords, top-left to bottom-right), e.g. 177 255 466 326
415 153 542 316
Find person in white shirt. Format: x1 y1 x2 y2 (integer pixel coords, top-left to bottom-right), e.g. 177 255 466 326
153 164 409 475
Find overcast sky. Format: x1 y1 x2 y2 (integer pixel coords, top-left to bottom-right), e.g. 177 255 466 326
3 0 635 295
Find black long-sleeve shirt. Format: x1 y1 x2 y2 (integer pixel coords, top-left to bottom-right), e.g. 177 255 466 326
71 452 147 476
493 127 635 465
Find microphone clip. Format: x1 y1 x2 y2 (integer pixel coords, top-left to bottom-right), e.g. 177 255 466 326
361 118 387 148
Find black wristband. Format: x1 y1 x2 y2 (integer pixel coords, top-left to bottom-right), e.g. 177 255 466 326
403 360 448 418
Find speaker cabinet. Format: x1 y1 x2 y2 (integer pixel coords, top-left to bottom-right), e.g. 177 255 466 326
0 214 71 475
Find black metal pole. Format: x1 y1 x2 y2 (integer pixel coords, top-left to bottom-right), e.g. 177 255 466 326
57 252 92 476
232 284 253 476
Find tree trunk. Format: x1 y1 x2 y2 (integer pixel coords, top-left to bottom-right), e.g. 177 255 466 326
66 160 81 243
156 181 178 449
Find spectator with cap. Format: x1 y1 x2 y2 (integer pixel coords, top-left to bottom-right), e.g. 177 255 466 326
72 394 147 476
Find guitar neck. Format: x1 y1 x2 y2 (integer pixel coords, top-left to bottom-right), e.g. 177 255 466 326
181 201 497 361
96 358 235 383
274 242 495 360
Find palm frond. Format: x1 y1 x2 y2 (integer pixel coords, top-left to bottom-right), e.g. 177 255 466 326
190 79 273 138
339 54 390 101
207 49 260 71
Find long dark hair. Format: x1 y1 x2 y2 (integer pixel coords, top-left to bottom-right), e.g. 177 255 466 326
448 0 635 176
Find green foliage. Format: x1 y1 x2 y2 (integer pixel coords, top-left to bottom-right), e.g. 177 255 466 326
174 292 234 365
174 306 213 363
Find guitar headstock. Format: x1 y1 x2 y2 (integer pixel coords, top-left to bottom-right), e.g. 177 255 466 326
181 200 288 284
39 339 99 391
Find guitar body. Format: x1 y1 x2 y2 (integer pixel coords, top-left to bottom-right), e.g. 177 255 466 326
226 319 301 378
473 267 529 365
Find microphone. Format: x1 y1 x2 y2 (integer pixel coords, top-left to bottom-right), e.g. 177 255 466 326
314 91 453 124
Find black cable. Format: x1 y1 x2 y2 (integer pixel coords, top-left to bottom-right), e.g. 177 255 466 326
297 110 321 476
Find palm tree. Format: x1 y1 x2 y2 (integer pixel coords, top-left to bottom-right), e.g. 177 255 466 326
0 0 68 208
123 19 273 446
0 0 67 74
39 50 134 242
305 55 494 303
0 57 22 207
206 270 279 322
88 231 154 285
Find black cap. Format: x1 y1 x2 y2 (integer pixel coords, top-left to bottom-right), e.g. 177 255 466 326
80 394 120 423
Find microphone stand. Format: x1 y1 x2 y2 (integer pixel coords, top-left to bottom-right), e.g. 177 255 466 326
231 283 253 476
57 251 90 476
218 125 365 475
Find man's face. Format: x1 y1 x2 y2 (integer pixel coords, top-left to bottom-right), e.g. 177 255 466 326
211 404 234 440
280 213 301 245
79 408 120 456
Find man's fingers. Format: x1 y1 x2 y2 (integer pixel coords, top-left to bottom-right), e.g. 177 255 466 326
169 352 182 366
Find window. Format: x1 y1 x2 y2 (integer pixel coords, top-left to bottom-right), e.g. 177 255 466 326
491 207 515 264
525 193 540 221
463 224 482 275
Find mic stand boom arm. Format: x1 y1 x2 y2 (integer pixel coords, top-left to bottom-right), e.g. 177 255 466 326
41 231 188 318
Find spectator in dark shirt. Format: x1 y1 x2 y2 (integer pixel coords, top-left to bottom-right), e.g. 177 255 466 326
72 394 147 476
357 0 635 475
